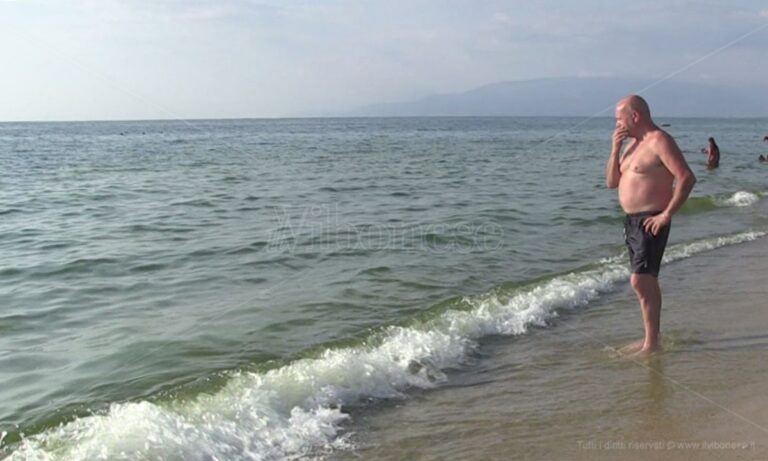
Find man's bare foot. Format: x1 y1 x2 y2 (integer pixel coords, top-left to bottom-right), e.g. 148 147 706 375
618 339 644 355
628 344 662 358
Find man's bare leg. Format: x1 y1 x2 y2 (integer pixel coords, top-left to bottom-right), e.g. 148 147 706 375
629 273 662 352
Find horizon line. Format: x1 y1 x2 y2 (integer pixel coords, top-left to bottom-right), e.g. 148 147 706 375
2 114 768 124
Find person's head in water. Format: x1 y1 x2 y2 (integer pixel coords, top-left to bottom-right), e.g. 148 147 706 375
615 95 653 138
760 155 766 162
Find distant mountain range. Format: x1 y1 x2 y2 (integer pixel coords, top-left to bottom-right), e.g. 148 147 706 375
347 77 768 118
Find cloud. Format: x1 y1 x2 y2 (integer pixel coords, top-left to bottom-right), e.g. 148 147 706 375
178 4 236 20
69 0 245 22
493 12 512 24
2 0 767 120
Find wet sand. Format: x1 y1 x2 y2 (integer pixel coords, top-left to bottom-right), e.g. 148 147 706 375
335 235 768 460
568 234 768 461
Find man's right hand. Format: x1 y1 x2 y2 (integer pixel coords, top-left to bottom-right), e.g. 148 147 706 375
612 125 629 152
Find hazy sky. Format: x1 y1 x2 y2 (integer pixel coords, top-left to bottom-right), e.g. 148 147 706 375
1 0 766 121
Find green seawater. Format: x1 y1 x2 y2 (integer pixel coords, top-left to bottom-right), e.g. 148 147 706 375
1 117 766 459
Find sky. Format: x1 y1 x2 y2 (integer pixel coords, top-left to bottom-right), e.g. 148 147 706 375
0 0 766 121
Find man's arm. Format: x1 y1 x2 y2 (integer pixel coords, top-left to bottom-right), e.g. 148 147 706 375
606 127 629 188
644 133 697 235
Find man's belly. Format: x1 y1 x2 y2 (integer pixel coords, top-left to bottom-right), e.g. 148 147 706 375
618 175 673 214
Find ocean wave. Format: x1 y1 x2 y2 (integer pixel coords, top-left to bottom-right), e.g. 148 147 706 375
4 230 766 461
682 190 761 213
718 191 760 207
569 190 762 227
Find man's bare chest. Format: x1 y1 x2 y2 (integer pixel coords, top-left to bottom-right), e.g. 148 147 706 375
620 146 662 175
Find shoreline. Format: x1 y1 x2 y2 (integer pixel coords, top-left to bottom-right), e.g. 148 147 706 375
658 235 768 460
544 233 768 460
334 234 768 461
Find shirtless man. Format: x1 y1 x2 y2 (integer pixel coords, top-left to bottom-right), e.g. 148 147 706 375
605 95 697 353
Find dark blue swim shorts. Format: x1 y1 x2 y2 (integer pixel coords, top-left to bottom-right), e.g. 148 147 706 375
623 210 671 277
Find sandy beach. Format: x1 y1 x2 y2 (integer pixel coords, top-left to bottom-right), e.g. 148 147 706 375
336 234 768 461
568 234 768 461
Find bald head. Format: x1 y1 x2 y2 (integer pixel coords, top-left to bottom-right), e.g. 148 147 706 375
617 95 651 119
615 94 654 137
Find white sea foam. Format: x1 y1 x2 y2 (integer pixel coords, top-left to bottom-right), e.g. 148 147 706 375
663 230 766 262
6 230 766 461
719 191 760 207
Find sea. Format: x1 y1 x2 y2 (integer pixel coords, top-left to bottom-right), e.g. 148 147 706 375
1 117 767 460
